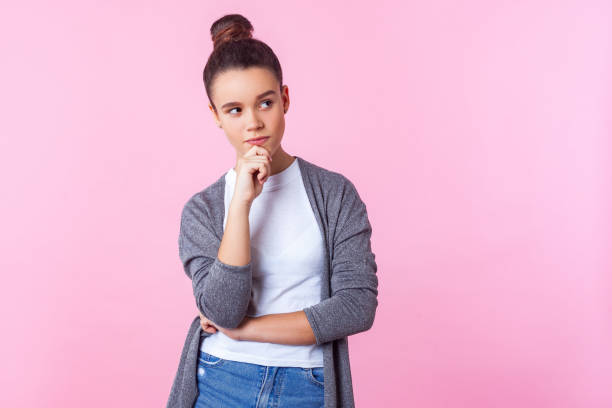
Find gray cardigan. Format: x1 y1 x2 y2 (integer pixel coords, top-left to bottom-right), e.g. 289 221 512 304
166 155 379 408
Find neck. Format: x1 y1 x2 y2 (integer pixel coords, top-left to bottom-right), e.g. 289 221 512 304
269 149 295 175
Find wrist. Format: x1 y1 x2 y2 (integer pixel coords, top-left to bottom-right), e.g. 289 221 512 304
239 316 258 341
229 198 251 213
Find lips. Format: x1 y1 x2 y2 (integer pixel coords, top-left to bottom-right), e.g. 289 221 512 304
245 136 270 146
246 136 269 142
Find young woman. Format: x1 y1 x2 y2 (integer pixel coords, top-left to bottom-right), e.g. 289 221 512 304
166 13 379 408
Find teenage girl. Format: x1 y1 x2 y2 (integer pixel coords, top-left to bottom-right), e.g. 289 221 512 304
182 13 378 408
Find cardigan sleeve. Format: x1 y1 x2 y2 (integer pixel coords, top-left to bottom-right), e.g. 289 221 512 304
302 179 379 345
178 196 253 329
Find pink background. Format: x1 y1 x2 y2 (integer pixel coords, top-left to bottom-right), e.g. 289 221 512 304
1 1 611 407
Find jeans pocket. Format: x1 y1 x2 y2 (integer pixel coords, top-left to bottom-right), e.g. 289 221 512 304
307 367 324 387
198 351 225 367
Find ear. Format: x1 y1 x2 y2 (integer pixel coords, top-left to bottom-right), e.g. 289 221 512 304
209 104 222 127
281 85 290 114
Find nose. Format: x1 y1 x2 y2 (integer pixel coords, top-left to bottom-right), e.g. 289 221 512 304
245 108 264 131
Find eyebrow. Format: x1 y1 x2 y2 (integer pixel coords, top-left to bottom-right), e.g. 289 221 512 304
221 90 277 110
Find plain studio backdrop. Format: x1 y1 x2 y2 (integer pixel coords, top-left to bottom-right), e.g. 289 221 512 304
0 1 610 407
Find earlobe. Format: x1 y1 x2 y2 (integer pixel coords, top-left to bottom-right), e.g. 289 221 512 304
209 104 222 127
282 86 289 114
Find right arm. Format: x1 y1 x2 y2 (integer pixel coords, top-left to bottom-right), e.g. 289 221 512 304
217 199 252 267
181 145 272 329
179 197 253 329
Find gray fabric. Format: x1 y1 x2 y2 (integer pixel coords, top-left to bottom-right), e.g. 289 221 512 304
166 155 379 408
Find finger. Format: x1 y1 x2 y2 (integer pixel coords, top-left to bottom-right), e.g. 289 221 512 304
244 156 270 163
258 163 269 184
245 159 270 179
257 157 272 183
246 161 265 177
243 145 262 157
204 319 217 329
200 316 214 329
244 154 273 165
252 145 270 158
201 320 216 332
244 145 272 161
264 160 272 181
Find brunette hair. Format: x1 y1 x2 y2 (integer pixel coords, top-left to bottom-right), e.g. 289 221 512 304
203 14 283 111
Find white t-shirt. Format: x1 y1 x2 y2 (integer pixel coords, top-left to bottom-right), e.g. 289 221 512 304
200 157 325 367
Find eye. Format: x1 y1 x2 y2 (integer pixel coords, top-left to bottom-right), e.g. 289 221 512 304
227 100 273 116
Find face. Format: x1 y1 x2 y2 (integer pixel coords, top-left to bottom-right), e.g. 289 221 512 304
209 66 290 160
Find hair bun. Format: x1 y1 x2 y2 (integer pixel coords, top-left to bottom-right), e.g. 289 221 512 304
210 14 253 50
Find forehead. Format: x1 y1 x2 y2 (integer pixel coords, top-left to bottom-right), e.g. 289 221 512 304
212 67 278 103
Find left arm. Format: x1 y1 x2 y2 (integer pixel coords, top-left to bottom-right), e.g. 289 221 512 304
301 179 379 345
207 311 317 345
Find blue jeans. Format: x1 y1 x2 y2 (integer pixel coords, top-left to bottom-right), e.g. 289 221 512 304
195 350 324 408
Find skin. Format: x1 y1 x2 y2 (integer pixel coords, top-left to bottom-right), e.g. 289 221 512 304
200 66 317 346
209 66 294 177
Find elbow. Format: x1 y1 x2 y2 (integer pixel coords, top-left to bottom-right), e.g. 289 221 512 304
219 301 250 328
196 296 249 329
364 303 377 331
345 289 378 335
214 311 248 329
192 258 253 329
306 289 378 344
357 296 378 333
194 281 251 329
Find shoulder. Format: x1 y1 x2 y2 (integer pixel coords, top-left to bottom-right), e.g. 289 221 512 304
296 156 362 201
297 156 372 237
180 172 227 225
